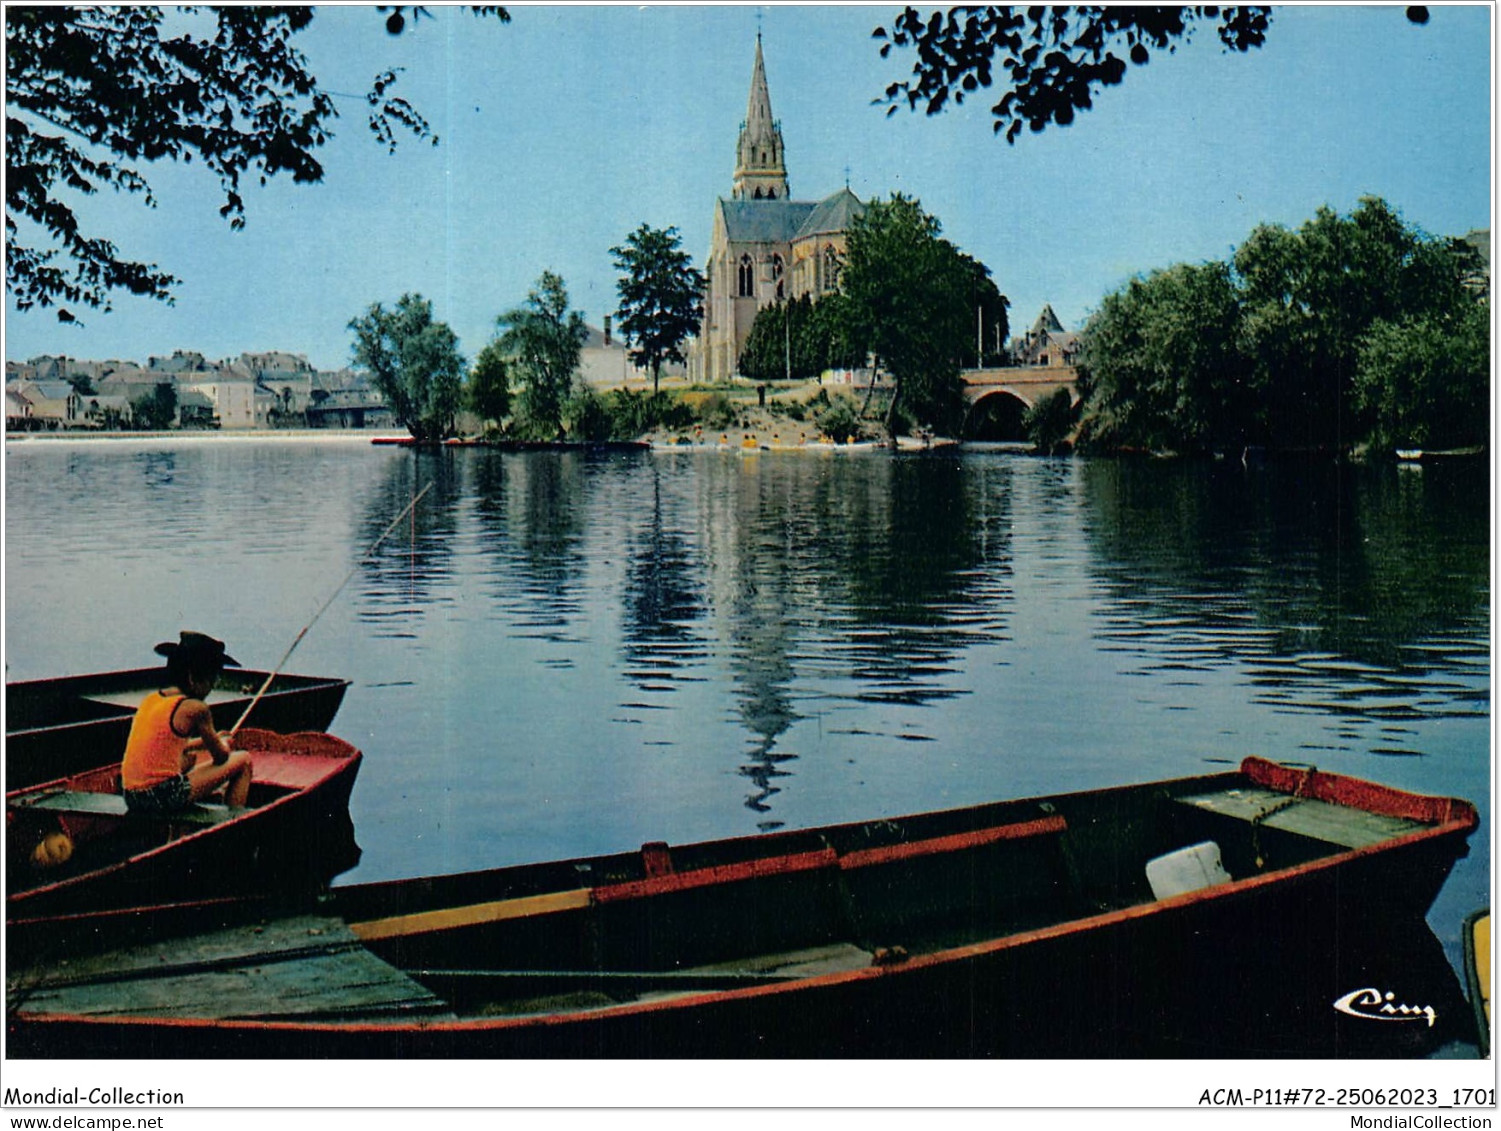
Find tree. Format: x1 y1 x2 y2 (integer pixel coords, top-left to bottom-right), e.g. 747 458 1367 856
840 194 980 435
349 293 465 442
739 296 820 383
1076 260 1248 453
805 292 870 372
6 6 509 322
1353 302 1490 452
468 339 511 431
1234 196 1474 449
1073 196 1481 454
961 252 1010 366
498 270 588 439
131 381 177 431
1023 387 1077 455
610 224 706 394
875 7 1273 142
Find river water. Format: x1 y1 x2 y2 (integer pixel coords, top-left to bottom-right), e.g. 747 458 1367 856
4 436 1490 980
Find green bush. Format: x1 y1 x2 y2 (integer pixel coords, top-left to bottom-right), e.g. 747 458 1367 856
563 388 613 441
699 393 738 431
1024 387 1077 454
815 398 863 443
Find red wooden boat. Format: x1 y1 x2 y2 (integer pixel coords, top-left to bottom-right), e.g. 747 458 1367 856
6 729 362 919
6 758 1478 1058
6 667 350 790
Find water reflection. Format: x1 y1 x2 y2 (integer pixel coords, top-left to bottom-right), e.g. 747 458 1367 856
340 450 1022 825
1081 459 1490 746
619 464 709 693
336 449 1487 826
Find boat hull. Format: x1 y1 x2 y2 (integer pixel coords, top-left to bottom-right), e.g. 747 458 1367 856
6 668 350 790
7 730 362 920
6 759 1478 1059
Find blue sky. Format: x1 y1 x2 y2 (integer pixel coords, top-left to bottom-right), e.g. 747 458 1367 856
4 3 1492 371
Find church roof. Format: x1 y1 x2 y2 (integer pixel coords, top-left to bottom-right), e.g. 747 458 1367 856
796 188 864 239
717 188 864 246
718 198 817 244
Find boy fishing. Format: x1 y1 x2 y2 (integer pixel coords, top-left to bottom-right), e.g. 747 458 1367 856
121 632 253 813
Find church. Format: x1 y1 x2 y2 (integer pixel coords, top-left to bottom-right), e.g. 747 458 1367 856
688 37 864 384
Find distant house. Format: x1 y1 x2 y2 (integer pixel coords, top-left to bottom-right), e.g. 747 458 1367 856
1461 228 1490 297
80 394 133 429
240 351 317 415
304 388 393 429
1011 305 1080 368
578 317 686 388
12 380 81 428
182 378 259 428
6 386 34 429
177 389 218 429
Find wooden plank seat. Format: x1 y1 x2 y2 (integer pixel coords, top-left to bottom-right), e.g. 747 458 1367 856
9 789 237 828
1175 786 1427 850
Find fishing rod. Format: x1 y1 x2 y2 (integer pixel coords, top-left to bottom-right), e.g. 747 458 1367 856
228 482 434 738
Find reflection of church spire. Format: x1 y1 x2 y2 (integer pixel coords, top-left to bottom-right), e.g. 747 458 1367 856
732 35 789 201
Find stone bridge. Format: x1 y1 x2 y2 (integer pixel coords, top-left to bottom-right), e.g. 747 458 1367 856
958 364 1080 439
961 364 1080 409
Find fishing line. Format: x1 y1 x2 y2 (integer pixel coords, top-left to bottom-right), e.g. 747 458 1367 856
229 482 434 737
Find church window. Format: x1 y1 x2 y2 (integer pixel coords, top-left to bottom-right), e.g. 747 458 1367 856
738 255 755 298
766 188 776 200
772 254 785 300
824 245 841 290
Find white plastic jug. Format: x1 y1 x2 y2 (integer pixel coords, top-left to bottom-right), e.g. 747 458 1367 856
1145 840 1230 899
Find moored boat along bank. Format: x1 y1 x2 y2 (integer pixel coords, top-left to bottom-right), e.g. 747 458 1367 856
7 758 1478 1058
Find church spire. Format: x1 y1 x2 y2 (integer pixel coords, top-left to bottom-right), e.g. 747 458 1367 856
732 35 789 201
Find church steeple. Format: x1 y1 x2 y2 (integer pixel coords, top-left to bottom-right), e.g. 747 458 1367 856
732 35 789 201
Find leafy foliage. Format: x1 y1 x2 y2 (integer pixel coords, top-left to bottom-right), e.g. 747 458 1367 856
1023 387 1077 454
128 382 179 430
1076 261 1248 453
841 194 988 434
602 389 696 438
562 386 613 442
610 224 705 394
1234 197 1476 449
1075 197 1485 455
498 271 588 439
467 339 511 430
875 7 1273 142
6 6 508 321
349 293 465 442
739 294 872 383
1353 302 1490 452
814 396 865 443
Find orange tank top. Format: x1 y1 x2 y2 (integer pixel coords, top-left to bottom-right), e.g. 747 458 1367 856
121 691 191 790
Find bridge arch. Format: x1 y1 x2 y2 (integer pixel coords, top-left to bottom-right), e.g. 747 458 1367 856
964 389 1031 441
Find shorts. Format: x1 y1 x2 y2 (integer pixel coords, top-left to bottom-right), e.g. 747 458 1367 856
122 773 193 815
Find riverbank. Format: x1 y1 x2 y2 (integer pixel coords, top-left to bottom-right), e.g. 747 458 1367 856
5 428 407 445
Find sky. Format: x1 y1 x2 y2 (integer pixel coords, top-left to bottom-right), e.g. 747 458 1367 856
3 3 1493 372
